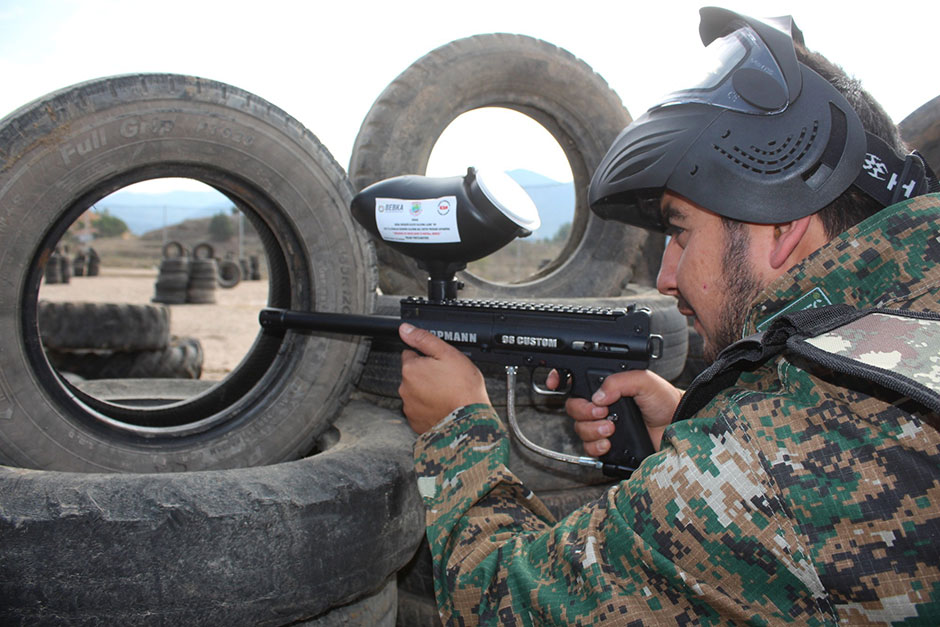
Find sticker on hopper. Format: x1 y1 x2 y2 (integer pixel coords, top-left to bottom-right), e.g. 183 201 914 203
375 196 460 243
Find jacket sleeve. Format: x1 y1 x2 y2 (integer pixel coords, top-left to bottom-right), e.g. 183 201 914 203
413 402 832 625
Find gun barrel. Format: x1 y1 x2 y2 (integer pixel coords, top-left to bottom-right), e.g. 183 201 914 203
260 308 401 337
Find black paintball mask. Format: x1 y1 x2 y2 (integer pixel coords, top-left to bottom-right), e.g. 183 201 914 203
590 6 936 231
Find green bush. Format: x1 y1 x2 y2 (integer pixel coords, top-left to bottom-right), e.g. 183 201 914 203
208 212 234 242
92 210 128 238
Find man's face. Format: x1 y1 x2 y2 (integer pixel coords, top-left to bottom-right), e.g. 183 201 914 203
656 192 765 362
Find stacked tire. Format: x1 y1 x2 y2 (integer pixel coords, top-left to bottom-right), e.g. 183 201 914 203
59 248 72 283
152 241 190 304
187 242 218 304
38 301 204 380
86 247 101 276
44 248 65 284
73 250 87 277
48 336 204 380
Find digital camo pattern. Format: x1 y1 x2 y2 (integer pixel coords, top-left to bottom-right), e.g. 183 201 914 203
806 313 940 394
414 193 940 625
745 193 940 336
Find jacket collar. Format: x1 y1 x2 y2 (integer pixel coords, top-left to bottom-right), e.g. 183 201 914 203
744 193 940 336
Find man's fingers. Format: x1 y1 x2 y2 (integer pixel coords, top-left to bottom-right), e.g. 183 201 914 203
399 323 452 359
583 439 611 457
565 397 609 421
573 417 615 443
545 369 572 392
566 370 681 455
545 369 560 391
400 348 418 361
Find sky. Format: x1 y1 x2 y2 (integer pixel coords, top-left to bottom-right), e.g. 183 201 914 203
1 0 937 192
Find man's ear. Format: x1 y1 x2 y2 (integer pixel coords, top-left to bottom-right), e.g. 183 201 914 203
769 216 813 270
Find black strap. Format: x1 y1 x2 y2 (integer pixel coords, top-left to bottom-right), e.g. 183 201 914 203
852 132 935 207
674 304 940 422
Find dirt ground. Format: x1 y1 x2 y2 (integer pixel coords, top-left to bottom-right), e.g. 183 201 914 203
39 267 268 381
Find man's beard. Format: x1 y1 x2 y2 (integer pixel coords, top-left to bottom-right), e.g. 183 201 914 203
703 222 764 363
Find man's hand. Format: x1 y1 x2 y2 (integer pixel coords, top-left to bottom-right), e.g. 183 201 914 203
399 323 491 434
547 369 681 457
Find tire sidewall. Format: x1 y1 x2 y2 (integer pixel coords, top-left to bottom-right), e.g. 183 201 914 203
349 34 645 298
0 74 375 471
899 94 940 173
0 401 423 624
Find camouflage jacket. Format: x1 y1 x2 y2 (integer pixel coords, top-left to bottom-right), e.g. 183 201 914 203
413 193 940 625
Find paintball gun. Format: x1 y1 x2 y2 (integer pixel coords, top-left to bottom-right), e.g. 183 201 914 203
260 168 662 478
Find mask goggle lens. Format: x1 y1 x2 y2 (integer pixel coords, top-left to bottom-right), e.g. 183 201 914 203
653 25 790 115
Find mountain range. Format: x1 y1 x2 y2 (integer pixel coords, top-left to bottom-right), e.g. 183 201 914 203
95 170 575 240
92 189 234 236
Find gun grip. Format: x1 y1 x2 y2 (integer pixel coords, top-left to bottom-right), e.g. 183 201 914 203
585 370 655 478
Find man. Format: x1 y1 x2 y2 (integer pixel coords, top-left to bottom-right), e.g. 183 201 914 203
399 7 940 624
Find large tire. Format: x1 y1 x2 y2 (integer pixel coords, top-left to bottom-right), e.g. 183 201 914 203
38 301 171 351
71 378 216 406
0 401 424 625
397 589 443 627
305 577 397 626
899 94 940 173
349 33 648 298
0 74 375 472
47 336 204 380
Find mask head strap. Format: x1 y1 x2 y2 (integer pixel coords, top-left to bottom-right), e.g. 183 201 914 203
853 134 936 206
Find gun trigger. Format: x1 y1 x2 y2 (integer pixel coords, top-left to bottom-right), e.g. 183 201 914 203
531 368 571 396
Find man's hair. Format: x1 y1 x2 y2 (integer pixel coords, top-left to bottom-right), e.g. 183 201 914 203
795 43 906 238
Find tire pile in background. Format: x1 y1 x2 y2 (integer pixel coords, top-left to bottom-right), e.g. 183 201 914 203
45 247 100 284
152 241 191 304
186 242 219 304
153 240 254 305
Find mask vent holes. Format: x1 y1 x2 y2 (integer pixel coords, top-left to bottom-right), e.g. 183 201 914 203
712 120 819 174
